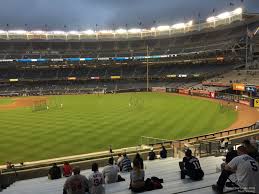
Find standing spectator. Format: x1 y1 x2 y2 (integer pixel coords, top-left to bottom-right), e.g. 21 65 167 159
134 153 144 169
102 157 120 184
63 167 89 194
48 163 61 180
212 146 259 194
148 148 156 160
130 159 145 193
179 149 204 180
88 163 105 194
121 153 132 172
63 161 73 177
160 146 167 159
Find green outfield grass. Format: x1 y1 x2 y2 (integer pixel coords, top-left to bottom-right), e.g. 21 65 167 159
0 98 13 105
0 93 237 164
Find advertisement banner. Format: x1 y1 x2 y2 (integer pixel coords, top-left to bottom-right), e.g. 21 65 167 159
179 89 189 95
239 100 250 106
210 92 215 99
254 99 259 108
190 90 211 98
67 77 76 80
233 83 245 91
152 87 166 92
111 76 121 79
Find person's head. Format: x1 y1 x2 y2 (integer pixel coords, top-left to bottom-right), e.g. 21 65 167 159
135 153 141 159
185 149 192 158
162 146 166 150
64 161 69 165
228 146 234 152
123 153 127 158
150 147 154 152
108 157 114 165
118 153 122 157
242 139 251 147
53 163 57 167
73 167 80 175
237 145 248 155
133 159 141 170
92 163 98 172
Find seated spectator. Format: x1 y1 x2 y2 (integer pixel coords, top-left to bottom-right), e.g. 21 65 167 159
212 146 259 194
160 146 167 159
6 162 14 170
63 161 73 177
242 139 259 161
148 148 156 160
116 153 123 170
102 157 120 184
63 167 89 194
48 163 61 180
121 153 132 172
130 159 145 193
219 138 228 152
134 153 144 169
88 163 105 194
179 149 204 180
221 147 238 170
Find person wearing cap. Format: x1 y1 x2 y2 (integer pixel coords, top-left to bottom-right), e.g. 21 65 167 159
179 149 204 180
63 166 89 194
147 147 156 160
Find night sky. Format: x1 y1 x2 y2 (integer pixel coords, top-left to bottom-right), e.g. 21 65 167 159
0 0 258 30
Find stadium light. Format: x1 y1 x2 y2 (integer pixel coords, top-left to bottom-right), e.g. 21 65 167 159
217 12 231 19
8 30 27 34
115 29 127 34
68 31 80 35
157 25 170 31
128 28 142 33
82 30 95 35
99 30 114 34
186 20 193 26
233 7 243 15
207 16 216 23
30 30 46 34
51 31 66 35
172 23 185 29
0 30 7 34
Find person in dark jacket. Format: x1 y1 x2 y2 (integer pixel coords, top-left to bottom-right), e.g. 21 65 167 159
48 163 61 180
179 149 204 180
148 148 156 160
160 146 167 159
134 153 144 169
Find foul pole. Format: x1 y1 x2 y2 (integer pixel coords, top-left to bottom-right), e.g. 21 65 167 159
146 45 149 92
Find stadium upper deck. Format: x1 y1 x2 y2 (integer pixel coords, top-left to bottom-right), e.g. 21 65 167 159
0 8 247 41
0 7 257 67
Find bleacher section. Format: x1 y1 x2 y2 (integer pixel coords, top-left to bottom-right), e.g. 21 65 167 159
1 156 238 194
204 69 259 86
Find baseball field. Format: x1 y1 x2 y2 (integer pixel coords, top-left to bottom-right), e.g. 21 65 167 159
0 93 237 164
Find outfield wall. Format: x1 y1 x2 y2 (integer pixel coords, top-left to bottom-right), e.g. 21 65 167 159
166 87 257 108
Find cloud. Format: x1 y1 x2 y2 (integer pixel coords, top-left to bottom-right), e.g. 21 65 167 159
0 0 257 30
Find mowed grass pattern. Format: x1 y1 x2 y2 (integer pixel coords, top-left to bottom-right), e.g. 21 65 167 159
0 98 13 105
0 93 237 164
